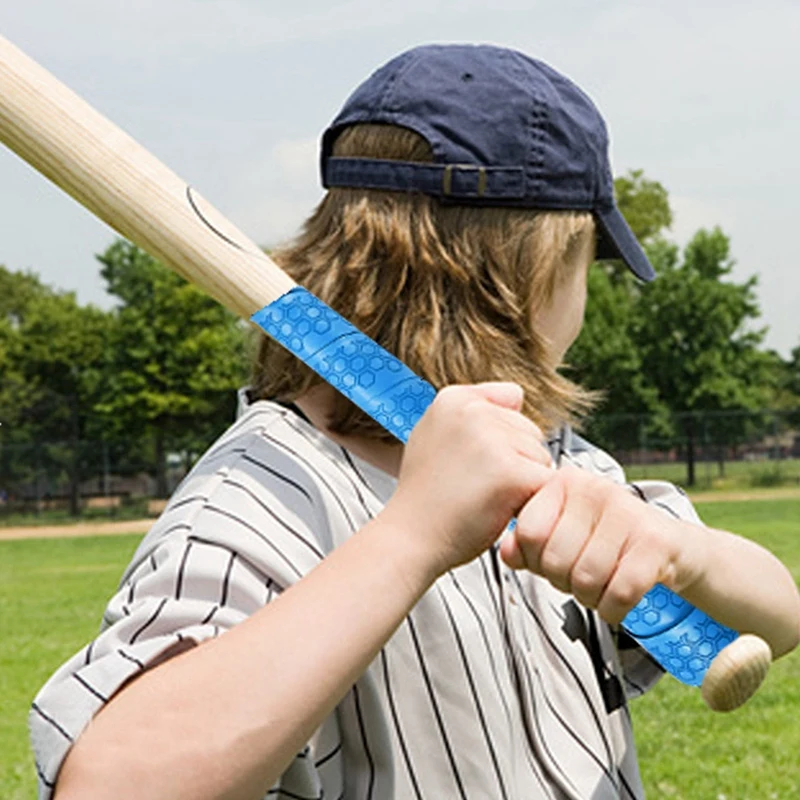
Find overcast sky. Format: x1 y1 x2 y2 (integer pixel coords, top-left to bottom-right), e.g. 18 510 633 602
2 0 799 355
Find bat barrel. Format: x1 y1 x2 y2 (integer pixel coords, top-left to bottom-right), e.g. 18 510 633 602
0 34 294 319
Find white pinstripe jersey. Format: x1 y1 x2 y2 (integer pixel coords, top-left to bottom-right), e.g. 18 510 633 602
30 396 704 799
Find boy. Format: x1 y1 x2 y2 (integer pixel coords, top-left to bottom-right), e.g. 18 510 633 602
32 44 799 800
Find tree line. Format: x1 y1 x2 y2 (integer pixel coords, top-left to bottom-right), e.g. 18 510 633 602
570 171 799 484
0 172 798 509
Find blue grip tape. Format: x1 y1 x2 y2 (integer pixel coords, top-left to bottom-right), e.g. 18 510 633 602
252 287 737 686
252 287 434 442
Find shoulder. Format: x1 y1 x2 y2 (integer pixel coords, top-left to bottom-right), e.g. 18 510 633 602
555 426 701 523
135 397 384 566
553 426 627 483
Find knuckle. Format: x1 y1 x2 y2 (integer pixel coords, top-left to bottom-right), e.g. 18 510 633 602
513 519 547 552
606 581 642 611
432 384 464 414
570 566 601 598
539 549 569 582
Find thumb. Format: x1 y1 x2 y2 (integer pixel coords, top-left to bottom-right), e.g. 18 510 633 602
468 381 524 411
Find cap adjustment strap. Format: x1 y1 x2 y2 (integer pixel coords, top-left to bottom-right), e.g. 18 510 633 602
325 157 525 200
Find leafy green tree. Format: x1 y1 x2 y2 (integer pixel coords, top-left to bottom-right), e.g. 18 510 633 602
97 240 249 496
567 266 666 450
781 343 800 430
0 267 112 514
0 267 49 431
0 267 45 506
569 171 674 448
615 170 673 239
570 173 774 486
635 228 773 485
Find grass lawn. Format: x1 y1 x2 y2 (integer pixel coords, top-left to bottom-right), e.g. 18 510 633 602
1 499 799 798
0 534 143 800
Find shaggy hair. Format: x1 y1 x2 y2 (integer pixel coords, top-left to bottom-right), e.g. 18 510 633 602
250 124 597 439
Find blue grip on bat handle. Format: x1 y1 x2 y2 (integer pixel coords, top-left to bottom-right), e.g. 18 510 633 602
252 287 738 687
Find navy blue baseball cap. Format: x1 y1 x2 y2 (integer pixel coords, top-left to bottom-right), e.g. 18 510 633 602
321 44 655 282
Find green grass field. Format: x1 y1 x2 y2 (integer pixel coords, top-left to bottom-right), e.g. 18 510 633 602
0 534 143 800
1 499 799 799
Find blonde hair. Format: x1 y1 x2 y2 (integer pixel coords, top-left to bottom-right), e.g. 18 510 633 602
251 124 596 439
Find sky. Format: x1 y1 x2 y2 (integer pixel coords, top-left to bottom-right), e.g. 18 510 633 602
1 0 799 356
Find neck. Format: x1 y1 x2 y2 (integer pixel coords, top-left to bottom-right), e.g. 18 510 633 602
294 385 403 478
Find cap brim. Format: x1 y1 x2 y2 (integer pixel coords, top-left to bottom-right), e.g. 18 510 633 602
595 206 656 282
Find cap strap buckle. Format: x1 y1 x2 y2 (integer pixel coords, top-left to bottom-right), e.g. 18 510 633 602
443 164 487 197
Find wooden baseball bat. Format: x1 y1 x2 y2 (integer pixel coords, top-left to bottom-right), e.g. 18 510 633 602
0 34 772 711
0 35 295 318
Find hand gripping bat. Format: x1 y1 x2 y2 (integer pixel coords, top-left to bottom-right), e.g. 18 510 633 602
0 34 772 711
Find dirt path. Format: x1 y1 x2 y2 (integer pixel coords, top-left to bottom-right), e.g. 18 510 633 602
2 487 799 541
688 487 800 504
0 519 153 542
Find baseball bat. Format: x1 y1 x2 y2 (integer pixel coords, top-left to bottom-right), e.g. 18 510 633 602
0 34 772 711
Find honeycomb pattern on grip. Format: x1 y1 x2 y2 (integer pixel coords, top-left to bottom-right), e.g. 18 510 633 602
631 606 738 686
253 288 738 687
623 584 738 685
251 287 435 443
623 583 694 637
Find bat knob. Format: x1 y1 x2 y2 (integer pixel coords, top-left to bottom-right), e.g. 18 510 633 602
700 634 772 712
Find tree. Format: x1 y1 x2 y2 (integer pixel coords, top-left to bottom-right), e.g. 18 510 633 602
0 267 112 514
567 265 666 450
0 267 47 507
615 169 673 243
634 228 773 485
97 240 249 496
781 343 800 430
569 171 674 448
570 173 774 486
0 266 50 432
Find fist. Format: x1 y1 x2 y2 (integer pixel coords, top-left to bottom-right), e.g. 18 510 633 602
499 466 703 624
384 383 553 576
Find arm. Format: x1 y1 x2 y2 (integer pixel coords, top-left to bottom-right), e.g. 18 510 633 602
667 520 800 659
500 466 800 660
54 383 552 800
55 511 438 800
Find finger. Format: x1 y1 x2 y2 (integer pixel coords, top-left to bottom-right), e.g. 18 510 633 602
538 482 600 593
468 381 524 411
500 475 566 572
569 510 631 610
457 383 551 468
491 407 551 467
596 544 663 625
499 530 527 570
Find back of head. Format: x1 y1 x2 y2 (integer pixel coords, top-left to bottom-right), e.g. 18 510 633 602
251 44 653 438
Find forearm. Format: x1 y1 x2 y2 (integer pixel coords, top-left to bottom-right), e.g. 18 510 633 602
676 521 800 658
55 511 439 800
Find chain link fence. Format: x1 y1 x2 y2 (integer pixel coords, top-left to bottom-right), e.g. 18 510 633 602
0 438 191 522
583 408 800 491
1 408 798 523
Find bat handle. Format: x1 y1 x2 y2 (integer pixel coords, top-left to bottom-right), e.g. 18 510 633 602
253 288 772 708
251 287 436 443
623 584 772 710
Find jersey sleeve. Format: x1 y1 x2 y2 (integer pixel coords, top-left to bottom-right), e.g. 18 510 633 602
29 413 337 798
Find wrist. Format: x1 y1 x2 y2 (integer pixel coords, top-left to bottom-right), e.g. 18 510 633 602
666 517 711 596
369 498 449 591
